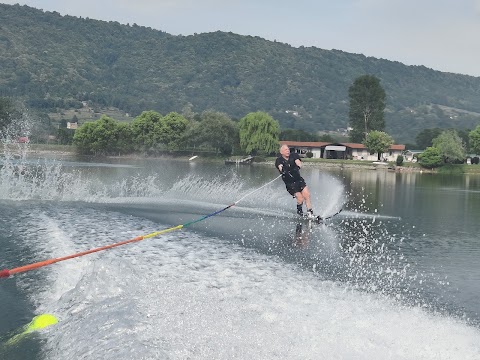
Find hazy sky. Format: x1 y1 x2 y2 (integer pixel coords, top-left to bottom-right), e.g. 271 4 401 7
3 0 480 77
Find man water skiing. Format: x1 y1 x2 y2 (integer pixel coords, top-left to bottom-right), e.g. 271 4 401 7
275 144 315 218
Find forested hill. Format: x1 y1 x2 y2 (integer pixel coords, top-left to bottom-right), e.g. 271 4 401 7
1 3 480 143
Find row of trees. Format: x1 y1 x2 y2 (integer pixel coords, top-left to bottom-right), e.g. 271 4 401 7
73 110 280 156
415 127 474 151
346 74 480 167
72 104 480 169
71 73 395 158
352 125 480 168
419 127 480 168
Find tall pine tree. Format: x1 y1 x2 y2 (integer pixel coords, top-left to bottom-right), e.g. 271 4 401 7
348 75 386 143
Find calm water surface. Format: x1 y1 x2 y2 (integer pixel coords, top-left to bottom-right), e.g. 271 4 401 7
1 156 479 359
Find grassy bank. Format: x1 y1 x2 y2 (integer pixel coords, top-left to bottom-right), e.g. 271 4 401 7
436 164 480 174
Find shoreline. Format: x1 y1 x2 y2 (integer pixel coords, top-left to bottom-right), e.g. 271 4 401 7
258 160 434 173
3 146 478 174
0 149 438 174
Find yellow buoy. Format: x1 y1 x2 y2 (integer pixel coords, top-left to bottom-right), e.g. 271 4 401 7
24 314 58 333
4 314 58 346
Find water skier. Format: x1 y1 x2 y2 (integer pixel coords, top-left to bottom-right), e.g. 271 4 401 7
275 144 314 218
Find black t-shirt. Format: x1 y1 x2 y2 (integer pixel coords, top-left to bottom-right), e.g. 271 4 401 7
275 153 302 184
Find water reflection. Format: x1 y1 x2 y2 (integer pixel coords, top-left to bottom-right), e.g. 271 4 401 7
293 222 311 249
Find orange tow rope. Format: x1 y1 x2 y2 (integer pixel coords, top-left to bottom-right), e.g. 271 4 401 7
0 175 282 279
0 225 183 278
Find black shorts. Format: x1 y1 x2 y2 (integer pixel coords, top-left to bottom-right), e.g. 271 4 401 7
285 178 307 196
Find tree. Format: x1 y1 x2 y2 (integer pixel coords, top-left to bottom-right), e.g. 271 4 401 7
193 110 239 155
396 155 404 166
469 125 480 154
419 146 443 169
115 122 134 154
348 75 386 143
432 130 466 164
156 112 190 151
130 111 189 153
238 111 280 155
456 128 470 153
73 115 131 155
56 128 75 145
73 120 99 155
130 110 163 152
363 130 393 160
415 128 443 149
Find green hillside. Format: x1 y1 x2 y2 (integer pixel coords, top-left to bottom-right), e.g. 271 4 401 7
1 3 480 143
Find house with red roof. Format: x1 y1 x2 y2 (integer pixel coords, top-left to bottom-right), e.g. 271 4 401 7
279 141 405 162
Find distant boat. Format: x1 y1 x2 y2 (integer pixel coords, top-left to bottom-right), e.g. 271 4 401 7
224 155 254 165
189 155 198 161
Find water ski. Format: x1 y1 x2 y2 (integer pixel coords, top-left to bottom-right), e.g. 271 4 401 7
299 214 323 224
298 209 342 224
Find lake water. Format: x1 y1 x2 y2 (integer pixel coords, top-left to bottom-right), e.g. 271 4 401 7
1 154 480 359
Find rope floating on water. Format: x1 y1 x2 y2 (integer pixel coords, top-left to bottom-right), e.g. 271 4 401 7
0 175 282 279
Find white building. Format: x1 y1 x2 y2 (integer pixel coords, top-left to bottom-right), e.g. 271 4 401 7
403 150 424 162
279 141 406 162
